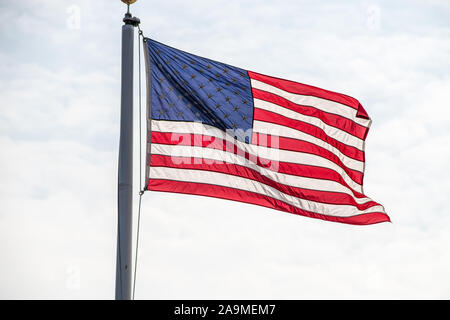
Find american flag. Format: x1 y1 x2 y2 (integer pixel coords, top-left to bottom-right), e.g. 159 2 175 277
143 38 390 225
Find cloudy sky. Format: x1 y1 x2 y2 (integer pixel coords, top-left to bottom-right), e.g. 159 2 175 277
1 0 450 299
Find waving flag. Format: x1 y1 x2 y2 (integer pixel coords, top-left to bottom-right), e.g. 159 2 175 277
143 38 389 225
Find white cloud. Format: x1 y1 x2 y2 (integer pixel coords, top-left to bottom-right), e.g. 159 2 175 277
1 0 450 299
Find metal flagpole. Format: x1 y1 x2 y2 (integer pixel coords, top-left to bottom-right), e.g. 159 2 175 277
116 0 140 300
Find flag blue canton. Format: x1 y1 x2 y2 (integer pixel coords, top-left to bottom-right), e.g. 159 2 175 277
146 39 254 142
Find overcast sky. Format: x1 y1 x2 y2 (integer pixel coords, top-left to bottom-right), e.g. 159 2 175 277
1 0 450 299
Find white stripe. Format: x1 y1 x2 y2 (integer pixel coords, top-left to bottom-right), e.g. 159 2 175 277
152 142 370 203
152 120 363 192
150 166 385 218
254 98 364 150
253 120 364 172
251 79 371 128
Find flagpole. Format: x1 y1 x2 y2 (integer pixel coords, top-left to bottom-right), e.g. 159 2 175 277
116 0 140 300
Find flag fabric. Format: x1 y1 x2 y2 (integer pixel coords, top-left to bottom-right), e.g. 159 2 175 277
143 38 390 225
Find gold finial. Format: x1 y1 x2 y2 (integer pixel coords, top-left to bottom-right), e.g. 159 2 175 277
121 0 137 4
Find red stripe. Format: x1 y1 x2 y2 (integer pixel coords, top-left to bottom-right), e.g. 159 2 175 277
253 132 363 185
252 88 368 141
147 179 390 225
254 108 364 162
248 71 370 120
150 154 378 210
151 131 366 198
